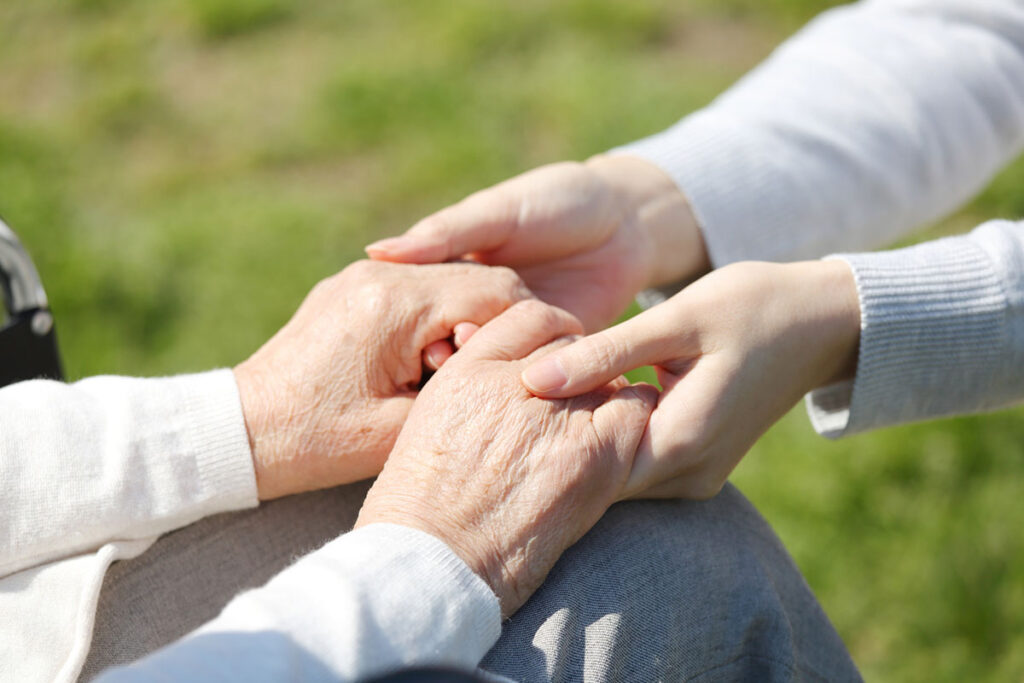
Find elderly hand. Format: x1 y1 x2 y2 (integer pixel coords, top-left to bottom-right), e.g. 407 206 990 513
356 299 657 616
233 260 532 500
518 261 861 500
365 156 708 333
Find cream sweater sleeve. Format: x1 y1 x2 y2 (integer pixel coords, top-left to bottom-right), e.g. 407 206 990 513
0 369 258 683
95 524 502 682
616 0 1024 267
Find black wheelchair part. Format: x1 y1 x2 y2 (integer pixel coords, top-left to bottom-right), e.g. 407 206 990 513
0 217 62 388
365 667 491 683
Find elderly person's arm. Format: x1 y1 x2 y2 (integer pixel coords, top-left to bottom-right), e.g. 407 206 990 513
95 301 655 682
0 261 530 683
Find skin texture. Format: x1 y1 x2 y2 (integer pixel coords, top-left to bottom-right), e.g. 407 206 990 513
233 259 533 500
356 300 657 616
520 260 862 500
366 155 708 334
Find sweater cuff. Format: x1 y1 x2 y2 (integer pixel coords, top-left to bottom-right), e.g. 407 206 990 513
806 237 1008 437
334 524 502 665
178 523 502 680
174 369 259 512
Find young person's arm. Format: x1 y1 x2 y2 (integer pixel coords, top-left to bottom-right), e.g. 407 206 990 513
616 0 1024 269
520 220 1024 499
371 0 1024 326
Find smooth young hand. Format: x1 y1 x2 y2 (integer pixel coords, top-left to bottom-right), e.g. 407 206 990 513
519 260 861 499
365 156 708 333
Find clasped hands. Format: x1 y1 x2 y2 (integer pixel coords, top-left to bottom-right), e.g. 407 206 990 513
233 154 861 615
233 260 654 615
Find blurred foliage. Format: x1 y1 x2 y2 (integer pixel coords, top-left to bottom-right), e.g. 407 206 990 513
1 1 1022 680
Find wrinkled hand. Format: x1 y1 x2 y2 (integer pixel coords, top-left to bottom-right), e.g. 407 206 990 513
234 260 532 500
519 261 861 500
356 300 657 616
366 156 707 333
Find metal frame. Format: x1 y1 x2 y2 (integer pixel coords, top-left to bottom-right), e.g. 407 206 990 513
0 216 63 386
0 217 49 315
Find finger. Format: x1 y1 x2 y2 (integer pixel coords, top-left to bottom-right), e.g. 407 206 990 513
365 187 519 264
591 383 659 479
520 305 687 398
431 263 534 330
457 300 584 363
423 340 455 371
366 162 618 267
453 322 480 348
620 359 731 501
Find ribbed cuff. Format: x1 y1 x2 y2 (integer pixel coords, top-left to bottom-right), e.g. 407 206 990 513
341 524 502 654
807 237 1008 437
172 369 259 511
299 523 501 672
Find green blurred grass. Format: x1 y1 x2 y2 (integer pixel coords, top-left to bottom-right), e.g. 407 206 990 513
1 1 1023 679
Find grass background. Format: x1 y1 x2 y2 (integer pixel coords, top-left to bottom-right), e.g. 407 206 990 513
2 1 1024 679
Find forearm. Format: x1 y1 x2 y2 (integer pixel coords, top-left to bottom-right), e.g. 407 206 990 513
96 525 501 682
0 370 257 576
808 219 1024 437
615 0 1024 269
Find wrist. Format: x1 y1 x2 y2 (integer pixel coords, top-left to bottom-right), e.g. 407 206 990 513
586 154 710 289
792 259 861 388
233 360 299 500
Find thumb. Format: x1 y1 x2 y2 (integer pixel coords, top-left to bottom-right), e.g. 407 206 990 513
520 307 681 398
365 187 519 264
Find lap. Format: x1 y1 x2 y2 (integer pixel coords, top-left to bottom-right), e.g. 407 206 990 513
80 482 372 680
81 482 859 682
480 484 860 682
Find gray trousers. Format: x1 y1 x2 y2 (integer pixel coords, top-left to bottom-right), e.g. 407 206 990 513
80 483 860 682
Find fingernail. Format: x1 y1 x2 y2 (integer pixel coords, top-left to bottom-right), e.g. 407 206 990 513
366 234 440 257
522 357 568 394
453 322 477 347
424 348 444 370
365 237 405 255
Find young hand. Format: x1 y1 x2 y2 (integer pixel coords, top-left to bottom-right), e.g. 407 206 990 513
365 156 708 333
518 260 861 499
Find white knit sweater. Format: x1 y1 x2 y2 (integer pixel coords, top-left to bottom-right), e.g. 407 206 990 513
4 0 1024 680
0 372 500 683
618 0 1024 437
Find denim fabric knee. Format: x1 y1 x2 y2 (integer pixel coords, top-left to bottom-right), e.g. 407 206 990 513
480 484 861 682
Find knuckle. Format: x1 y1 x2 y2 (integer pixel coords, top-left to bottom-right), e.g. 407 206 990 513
509 298 550 320
489 265 526 292
341 258 382 282
309 275 337 299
